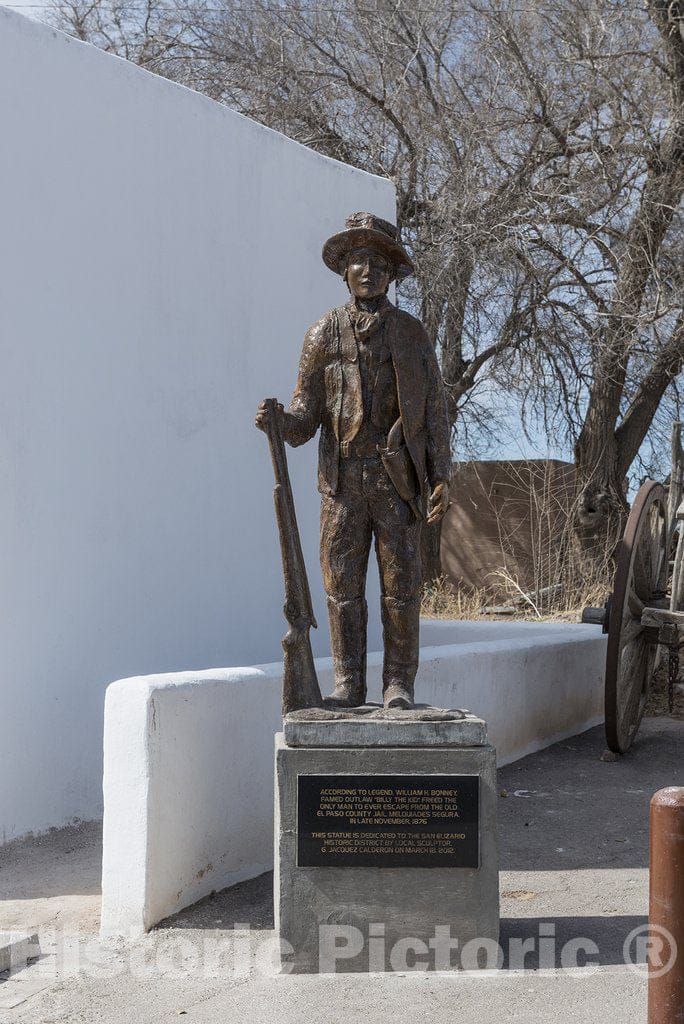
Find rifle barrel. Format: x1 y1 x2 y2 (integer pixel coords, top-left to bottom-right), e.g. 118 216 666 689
264 399 317 629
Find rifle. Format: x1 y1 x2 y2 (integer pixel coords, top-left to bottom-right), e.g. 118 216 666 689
262 398 323 715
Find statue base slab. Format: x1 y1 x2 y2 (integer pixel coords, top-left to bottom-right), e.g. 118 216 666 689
283 703 487 748
274 707 499 973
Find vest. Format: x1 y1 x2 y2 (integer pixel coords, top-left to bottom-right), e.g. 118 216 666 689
337 308 399 452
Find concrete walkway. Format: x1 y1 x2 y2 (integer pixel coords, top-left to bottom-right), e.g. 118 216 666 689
1 717 682 1023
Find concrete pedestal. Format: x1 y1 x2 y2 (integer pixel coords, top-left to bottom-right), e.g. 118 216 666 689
274 705 499 973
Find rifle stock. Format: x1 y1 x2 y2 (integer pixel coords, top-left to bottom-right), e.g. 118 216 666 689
263 399 322 714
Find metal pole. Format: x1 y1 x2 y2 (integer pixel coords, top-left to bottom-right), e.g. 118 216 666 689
649 787 684 1024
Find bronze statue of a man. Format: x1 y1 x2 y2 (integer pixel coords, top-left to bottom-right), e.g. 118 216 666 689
257 212 451 710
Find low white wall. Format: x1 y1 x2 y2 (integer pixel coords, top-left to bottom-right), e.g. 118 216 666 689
0 8 393 842
101 621 606 937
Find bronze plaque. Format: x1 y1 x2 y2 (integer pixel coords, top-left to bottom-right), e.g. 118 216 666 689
297 774 479 868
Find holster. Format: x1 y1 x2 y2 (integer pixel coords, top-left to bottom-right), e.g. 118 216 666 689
377 418 422 518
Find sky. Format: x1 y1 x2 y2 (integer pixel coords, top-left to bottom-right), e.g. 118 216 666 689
3 0 45 12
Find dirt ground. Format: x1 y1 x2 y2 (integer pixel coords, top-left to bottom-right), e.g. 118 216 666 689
0 821 102 938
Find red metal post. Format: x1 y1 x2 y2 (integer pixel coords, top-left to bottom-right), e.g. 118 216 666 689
649 787 684 1024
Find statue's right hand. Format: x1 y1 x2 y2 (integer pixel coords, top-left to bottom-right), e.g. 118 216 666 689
255 398 284 433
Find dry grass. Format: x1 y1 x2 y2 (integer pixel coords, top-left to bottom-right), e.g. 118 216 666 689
421 572 611 623
421 576 490 620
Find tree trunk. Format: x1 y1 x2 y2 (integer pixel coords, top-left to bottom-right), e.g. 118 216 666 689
572 425 629 581
570 0 684 574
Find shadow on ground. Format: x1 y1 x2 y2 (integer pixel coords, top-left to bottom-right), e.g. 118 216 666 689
499 914 647 968
159 871 276 932
0 821 102 901
0 820 103 934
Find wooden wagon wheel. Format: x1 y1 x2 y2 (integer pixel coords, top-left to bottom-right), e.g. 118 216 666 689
605 481 668 754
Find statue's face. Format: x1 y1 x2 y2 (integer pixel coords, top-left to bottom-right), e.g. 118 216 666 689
346 247 392 299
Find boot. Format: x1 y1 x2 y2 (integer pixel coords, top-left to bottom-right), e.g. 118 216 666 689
325 596 368 707
381 596 420 710
383 682 414 710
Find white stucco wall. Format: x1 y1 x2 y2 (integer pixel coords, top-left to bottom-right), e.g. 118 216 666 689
0 8 395 843
100 620 607 937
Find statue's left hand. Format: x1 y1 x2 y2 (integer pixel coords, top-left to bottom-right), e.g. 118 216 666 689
427 482 450 524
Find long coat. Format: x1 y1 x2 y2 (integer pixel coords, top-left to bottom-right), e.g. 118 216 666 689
283 299 452 503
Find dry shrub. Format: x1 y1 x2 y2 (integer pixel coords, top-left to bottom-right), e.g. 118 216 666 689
427 460 615 621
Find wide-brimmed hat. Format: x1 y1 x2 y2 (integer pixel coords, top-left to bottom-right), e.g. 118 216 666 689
322 212 414 280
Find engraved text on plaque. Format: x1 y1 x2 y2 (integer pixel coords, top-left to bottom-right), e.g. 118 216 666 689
297 774 479 868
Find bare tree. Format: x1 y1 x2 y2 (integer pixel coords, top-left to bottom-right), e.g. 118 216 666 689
569 1 684 553
51 0 684 579
50 0 188 75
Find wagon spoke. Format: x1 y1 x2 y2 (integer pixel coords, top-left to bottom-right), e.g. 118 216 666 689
605 481 667 753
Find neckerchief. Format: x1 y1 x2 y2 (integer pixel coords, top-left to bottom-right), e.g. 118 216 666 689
347 296 391 343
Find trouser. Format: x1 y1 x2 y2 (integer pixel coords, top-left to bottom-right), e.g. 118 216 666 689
320 455 422 699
